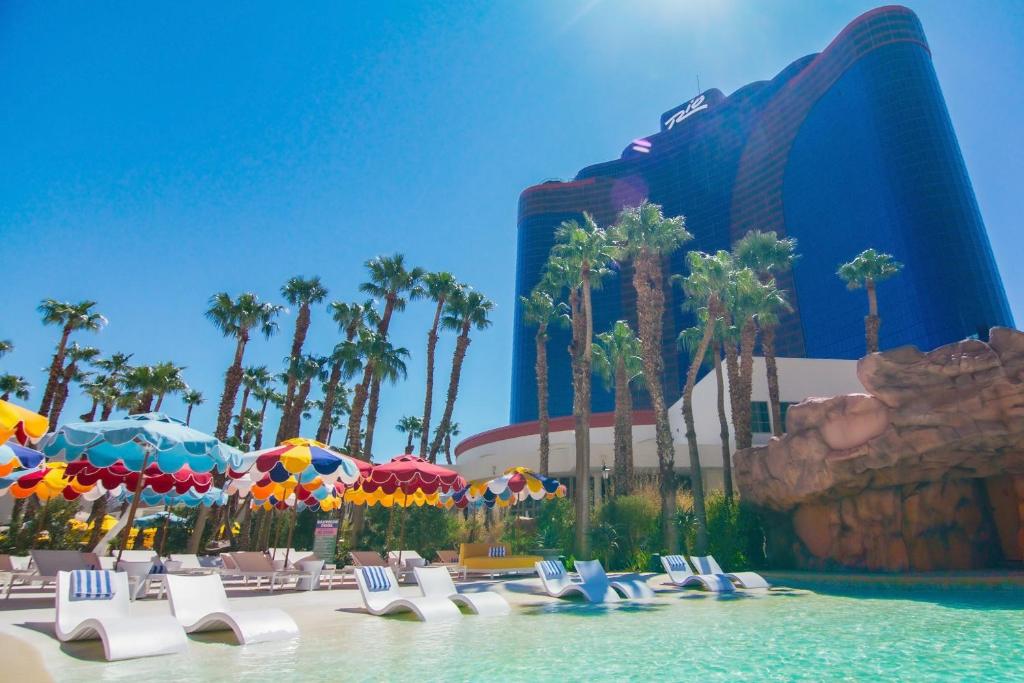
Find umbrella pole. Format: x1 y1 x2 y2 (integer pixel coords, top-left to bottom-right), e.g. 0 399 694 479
284 509 296 567
117 448 152 564
157 505 171 557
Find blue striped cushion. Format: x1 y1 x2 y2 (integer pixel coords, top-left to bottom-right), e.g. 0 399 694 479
665 555 689 572
362 566 390 592
540 560 564 579
488 546 507 558
149 563 167 575
70 570 115 601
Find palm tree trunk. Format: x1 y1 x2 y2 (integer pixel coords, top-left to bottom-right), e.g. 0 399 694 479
233 386 252 440
572 272 594 558
253 397 269 450
444 431 453 464
428 327 472 461
185 403 194 426
346 363 373 457
280 304 312 437
865 279 880 354
83 398 98 422
85 498 108 551
762 324 783 437
289 378 313 439
535 324 550 476
48 379 70 426
612 358 634 496
363 375 382 460
419 300 445 457
735 318 757 451
632 253 677 552
682 309 716 555
154 393 165 412
405 431 414 452
101 400 115 421
714 340 733 503
317 361 343 443
39 326 72 416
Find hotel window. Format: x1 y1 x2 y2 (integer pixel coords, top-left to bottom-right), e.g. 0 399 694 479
751 401 771 434
778 402 796 433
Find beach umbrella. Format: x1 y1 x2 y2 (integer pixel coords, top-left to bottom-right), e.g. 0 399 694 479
0 462 94 501
440 466 565 510
343 455 465 561
230 437 361 486
0 441 45 477
0 399 48 445
64 460 214 496
132 511 188 528
39 412 241 561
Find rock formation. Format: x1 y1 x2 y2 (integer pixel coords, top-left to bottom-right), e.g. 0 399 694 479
735 327 1024 571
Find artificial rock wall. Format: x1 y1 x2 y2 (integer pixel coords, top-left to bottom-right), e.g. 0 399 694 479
735 328 1024 571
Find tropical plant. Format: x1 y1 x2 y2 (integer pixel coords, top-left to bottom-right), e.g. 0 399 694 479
319 300 373 443
288 355 329 437
276 276 329 443
79 375 116 421
428 287 494 464
205 292 283 440
36 299 106 417
151 361 188 411
433 421 460 464
250 385 281 450
542 213 616 555
234 366 271 439
520 286 557 476
734 230 799 436
49 343 100 425
182 389 204 426
362 343 409 459
0 340 11 358
0 374 30 401
92 352 133 419
593 320 643 496
396 415 423 453
418 272 459 457
194 291 282 553
609 201 692 553
837 248 904 354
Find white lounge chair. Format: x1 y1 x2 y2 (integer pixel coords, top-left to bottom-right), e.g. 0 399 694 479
388 550 426 582
534 560 620 603
660 555 735 592
169 554 203 570
54 570 187 661
10 551 93 598
414 566 510 616
164 573 299 644
690 555 771 589
574 560 655 600
354 566 460 621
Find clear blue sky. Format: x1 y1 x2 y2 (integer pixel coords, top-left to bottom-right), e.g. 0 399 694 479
2 1 1022 460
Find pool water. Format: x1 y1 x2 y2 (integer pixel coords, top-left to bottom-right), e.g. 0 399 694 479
49 585 1024 682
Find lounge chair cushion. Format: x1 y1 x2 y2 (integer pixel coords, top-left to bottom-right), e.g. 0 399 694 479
539 561 565 579
487 546 506 557
71 570 116 601
362 566 391 592
458 543 542 571
664 555 689 572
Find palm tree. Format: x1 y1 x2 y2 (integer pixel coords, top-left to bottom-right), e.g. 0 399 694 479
93 352 133 419
237 408 263 447
362 343 409 460
520 286 557 476
396 416 423 454
734 230 799 436
193 292 282 553
122 364 162 414
49 343 100 425
151 361 188 411
205 292 283 441
0 374 30 401
837 249 904 354
276 277 329 443
319 301 373 443
428 288 494 464
182 389 204 426
79 376 116 421
418 272 459 457
0 340 12 358
318 383 350 445
250 385 281 450
358 254 425 338
234 366 271 439
593 320 643 496
609 201 692 552
285 355 329 438
437 421 460 464
543 215 616 555
37 299 106 416
680 310 733 503
679 250 733 553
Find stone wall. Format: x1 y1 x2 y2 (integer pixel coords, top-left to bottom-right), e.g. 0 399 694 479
735 328 1024 571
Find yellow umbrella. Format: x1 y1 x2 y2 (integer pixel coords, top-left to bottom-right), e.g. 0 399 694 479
0 399 48 445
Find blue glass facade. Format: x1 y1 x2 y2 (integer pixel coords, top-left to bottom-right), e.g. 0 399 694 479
510 6 1014 423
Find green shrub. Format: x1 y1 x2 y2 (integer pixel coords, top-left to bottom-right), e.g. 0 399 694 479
596 492 660 569
535 497 574 554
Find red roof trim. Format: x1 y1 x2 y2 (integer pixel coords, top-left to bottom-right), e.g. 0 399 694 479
454 410 657 458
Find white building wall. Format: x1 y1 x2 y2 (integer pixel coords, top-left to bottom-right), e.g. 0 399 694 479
455 357 862 486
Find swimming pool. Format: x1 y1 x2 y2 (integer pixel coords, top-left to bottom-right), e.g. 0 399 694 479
46 585 1024 681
